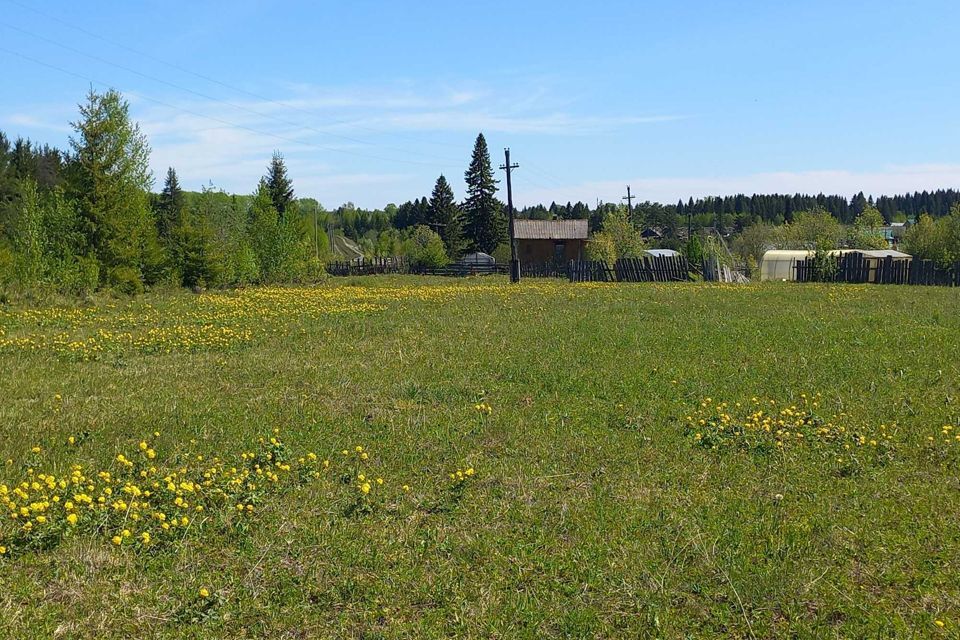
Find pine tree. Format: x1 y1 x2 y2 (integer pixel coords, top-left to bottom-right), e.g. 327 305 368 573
157 167 185 242
265 151 294 217
427 174 463 259
461 133 504 254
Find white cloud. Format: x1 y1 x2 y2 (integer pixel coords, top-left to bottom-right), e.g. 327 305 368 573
0 112 72 134
514 164 960 207
124 81 680 204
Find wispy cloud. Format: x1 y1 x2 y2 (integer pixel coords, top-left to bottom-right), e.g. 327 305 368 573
124 80 680 204
0 112 72 134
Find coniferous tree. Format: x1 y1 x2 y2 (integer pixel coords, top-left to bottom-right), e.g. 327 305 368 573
156 167 185 242
427 174 463 259
265 152 294 217
67 88 164 288
461 133 504 254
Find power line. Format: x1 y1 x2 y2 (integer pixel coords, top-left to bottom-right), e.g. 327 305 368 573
0 45 456 169
2 0 466 151
0 19 462 165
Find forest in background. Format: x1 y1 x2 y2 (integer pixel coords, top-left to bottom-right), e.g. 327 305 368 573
3 88 960 298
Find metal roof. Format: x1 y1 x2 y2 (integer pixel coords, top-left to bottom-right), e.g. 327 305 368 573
855 249 912 259
513 219 589 240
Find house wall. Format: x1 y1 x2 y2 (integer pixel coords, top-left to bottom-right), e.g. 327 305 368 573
518 239 586 264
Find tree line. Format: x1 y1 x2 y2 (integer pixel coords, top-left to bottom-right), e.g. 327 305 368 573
3 87 960 297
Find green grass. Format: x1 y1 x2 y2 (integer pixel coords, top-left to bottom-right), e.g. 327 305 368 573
1 277 959 638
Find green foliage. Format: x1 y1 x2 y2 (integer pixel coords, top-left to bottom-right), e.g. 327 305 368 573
903 208 960 267
683 234 704 265
586 207 645 262
173 209 221 289
67 88 163 289
406 225 449 269
490 243 512 264
265 152 295 217
156 167 185 242
107 265 145 295
732 222 775 265
461 134 504 254
427 174 464 259
848 205 888 249
777 208 845 250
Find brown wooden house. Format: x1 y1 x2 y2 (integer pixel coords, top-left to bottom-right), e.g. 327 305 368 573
514 219 589 265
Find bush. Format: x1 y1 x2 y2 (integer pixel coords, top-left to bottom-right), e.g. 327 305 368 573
407 226 449 269
491 243 512 264
49 255 100 296
587 207 645 263
108 265 145 296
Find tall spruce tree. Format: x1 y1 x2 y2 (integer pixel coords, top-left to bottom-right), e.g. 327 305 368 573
461 133 504 254
265 151 294 217
156 167 185 242
427 174 463 259
67 88 164 287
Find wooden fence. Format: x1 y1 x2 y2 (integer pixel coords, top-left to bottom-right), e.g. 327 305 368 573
795 254 960 286
615 255 692 282
327 257 407 276
409 263 508 277
327 255 694 283
569 256 692 283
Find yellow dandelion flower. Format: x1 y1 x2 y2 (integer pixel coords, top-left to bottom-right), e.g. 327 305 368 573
199 587 210 598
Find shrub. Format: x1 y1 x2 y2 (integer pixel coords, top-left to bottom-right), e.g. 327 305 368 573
108 265 145 296
407 226 449 269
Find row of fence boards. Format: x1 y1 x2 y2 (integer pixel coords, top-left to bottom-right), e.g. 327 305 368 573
795 255 960 286
327 257 407 276
569 256 692 283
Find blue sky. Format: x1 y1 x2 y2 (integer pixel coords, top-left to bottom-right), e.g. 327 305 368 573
1 0 959 208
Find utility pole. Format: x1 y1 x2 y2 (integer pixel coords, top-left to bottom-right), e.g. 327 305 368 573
314 202 319 260
500 148 520 283
622 185 636 219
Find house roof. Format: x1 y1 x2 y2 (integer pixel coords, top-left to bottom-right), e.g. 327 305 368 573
513 219 588 240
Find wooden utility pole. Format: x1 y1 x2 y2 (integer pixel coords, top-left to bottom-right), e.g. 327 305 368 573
622 185 636 218
500 148 520 283
314 202 319 260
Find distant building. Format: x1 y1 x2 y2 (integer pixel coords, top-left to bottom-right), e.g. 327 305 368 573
514 219 589 264
881 222 911 247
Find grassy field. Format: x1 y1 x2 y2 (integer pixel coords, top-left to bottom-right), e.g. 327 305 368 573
1 277 959 638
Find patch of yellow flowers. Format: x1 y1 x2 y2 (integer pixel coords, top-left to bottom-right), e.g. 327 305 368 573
685 394 897 465
0 432 467 559
0 280 596 361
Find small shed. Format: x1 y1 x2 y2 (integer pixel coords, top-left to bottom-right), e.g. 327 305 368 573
458 252 495 267
760 250 815 281
760 249 856 281
514 219 588 264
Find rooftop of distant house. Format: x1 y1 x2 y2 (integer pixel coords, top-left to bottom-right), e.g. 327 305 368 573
513 219 589 240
